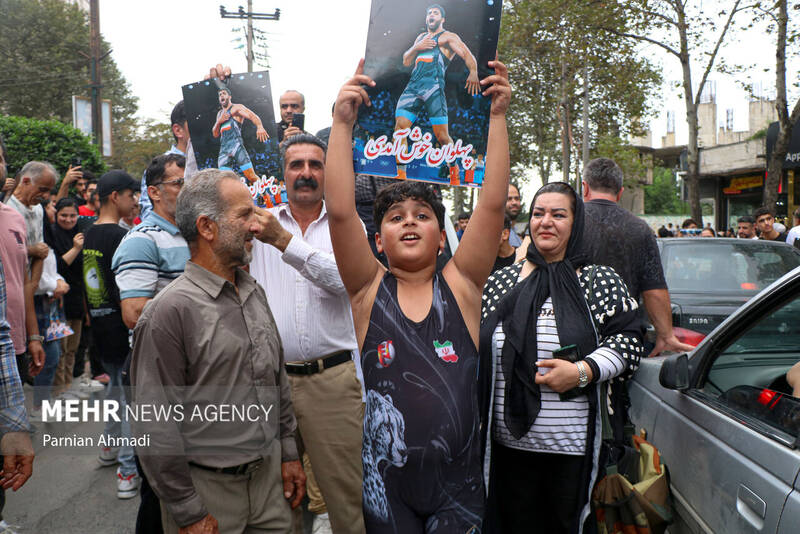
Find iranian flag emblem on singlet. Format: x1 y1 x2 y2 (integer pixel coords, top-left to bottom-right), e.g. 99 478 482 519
377 340 395 368
433 340 458 363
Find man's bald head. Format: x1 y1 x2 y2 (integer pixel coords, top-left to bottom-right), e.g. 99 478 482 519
279 90 305 124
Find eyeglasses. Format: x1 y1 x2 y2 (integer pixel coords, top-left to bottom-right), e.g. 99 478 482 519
155 177 184 188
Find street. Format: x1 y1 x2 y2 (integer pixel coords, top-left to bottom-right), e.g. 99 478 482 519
4 388 137 532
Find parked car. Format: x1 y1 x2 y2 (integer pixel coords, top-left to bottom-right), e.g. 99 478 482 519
629 266 800 534
658 238 800 339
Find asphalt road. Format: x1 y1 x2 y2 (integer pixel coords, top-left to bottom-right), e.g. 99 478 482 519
5 392 138 533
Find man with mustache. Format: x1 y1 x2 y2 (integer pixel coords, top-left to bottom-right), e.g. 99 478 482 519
250 133 366 534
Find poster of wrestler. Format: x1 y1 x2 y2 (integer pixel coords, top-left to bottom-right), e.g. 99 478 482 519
182 71 285 207
354 0 502 187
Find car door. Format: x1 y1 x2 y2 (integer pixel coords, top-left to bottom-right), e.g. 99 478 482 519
632 277 800 533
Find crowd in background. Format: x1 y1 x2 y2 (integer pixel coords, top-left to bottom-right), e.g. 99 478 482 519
655 205 800 245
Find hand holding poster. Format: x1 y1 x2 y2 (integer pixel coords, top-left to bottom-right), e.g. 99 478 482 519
354 0 502 187
182 72 285 208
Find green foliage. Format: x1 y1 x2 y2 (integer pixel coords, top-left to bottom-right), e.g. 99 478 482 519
644 166 689 215
591 135 648 189
109 119 173 179
498 0 661 184
0 0 138 124
0 115 105 177
749 127 768 140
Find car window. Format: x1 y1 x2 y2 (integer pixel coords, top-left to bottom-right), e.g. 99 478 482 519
663 242 800 293
701 295 800 437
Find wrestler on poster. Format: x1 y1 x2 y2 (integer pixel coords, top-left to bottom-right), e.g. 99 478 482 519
182 71 285 207
355 0 502 187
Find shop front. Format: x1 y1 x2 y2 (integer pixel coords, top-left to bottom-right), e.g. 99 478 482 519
723 174 768 229
766 121 800 220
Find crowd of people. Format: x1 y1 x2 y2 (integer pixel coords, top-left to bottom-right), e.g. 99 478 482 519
0 56 794 534
655 204 800 244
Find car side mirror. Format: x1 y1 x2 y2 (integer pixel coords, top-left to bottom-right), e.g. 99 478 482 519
659 353 689 391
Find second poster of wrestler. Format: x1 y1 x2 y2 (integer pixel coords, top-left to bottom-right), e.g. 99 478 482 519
183 72 285 207
355 0 502 186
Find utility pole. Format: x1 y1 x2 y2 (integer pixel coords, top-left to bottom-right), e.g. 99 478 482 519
246 0 253 72
89 0 102 153
580 66 590 197
219 3 280 73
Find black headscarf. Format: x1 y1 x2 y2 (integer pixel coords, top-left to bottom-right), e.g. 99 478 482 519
46 201 85 319
497 182 598 439
47 217 78 260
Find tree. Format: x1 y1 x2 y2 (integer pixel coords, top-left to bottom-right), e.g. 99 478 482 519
592 134 649 189
763 0 800 211
644 166 687 214
0 115 105 177
498 0 660 186
0 0 138 143
604 0 760 226
109 119 173 179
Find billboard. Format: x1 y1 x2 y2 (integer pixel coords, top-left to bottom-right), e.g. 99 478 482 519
71 95 112 157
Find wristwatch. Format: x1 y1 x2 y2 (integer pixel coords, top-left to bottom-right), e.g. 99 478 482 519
575 361 589 388
27 334 44 344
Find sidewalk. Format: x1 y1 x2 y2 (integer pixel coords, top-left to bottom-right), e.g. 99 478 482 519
5 385 137 532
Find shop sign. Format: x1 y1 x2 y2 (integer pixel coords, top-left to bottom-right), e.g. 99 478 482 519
724 175 763 194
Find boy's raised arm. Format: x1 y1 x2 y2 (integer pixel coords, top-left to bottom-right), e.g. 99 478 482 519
325 60 383 299
450 59 511 290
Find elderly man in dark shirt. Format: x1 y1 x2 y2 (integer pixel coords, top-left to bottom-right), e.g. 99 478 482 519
131 169 305 534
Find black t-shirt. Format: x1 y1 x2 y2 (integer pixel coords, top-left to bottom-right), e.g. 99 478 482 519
582 199 666 300
46 224 85 319
82 223 127 317
769 232 788 242
491 251 516 274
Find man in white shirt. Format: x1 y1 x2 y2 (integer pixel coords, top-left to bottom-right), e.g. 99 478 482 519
250 133 364 534
8 161 69 418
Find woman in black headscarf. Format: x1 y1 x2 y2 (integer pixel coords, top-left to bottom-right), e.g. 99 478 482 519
478 182 643 534
45 197 85 395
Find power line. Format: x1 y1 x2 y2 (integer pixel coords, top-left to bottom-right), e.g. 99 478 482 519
219 2 280 72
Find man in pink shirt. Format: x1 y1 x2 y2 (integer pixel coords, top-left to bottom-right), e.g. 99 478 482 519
0 199 45 374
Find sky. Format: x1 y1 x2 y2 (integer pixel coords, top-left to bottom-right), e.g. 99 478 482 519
101 0 373 135
99 0 796 196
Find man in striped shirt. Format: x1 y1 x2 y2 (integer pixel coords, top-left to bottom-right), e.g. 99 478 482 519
113 153 190 330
